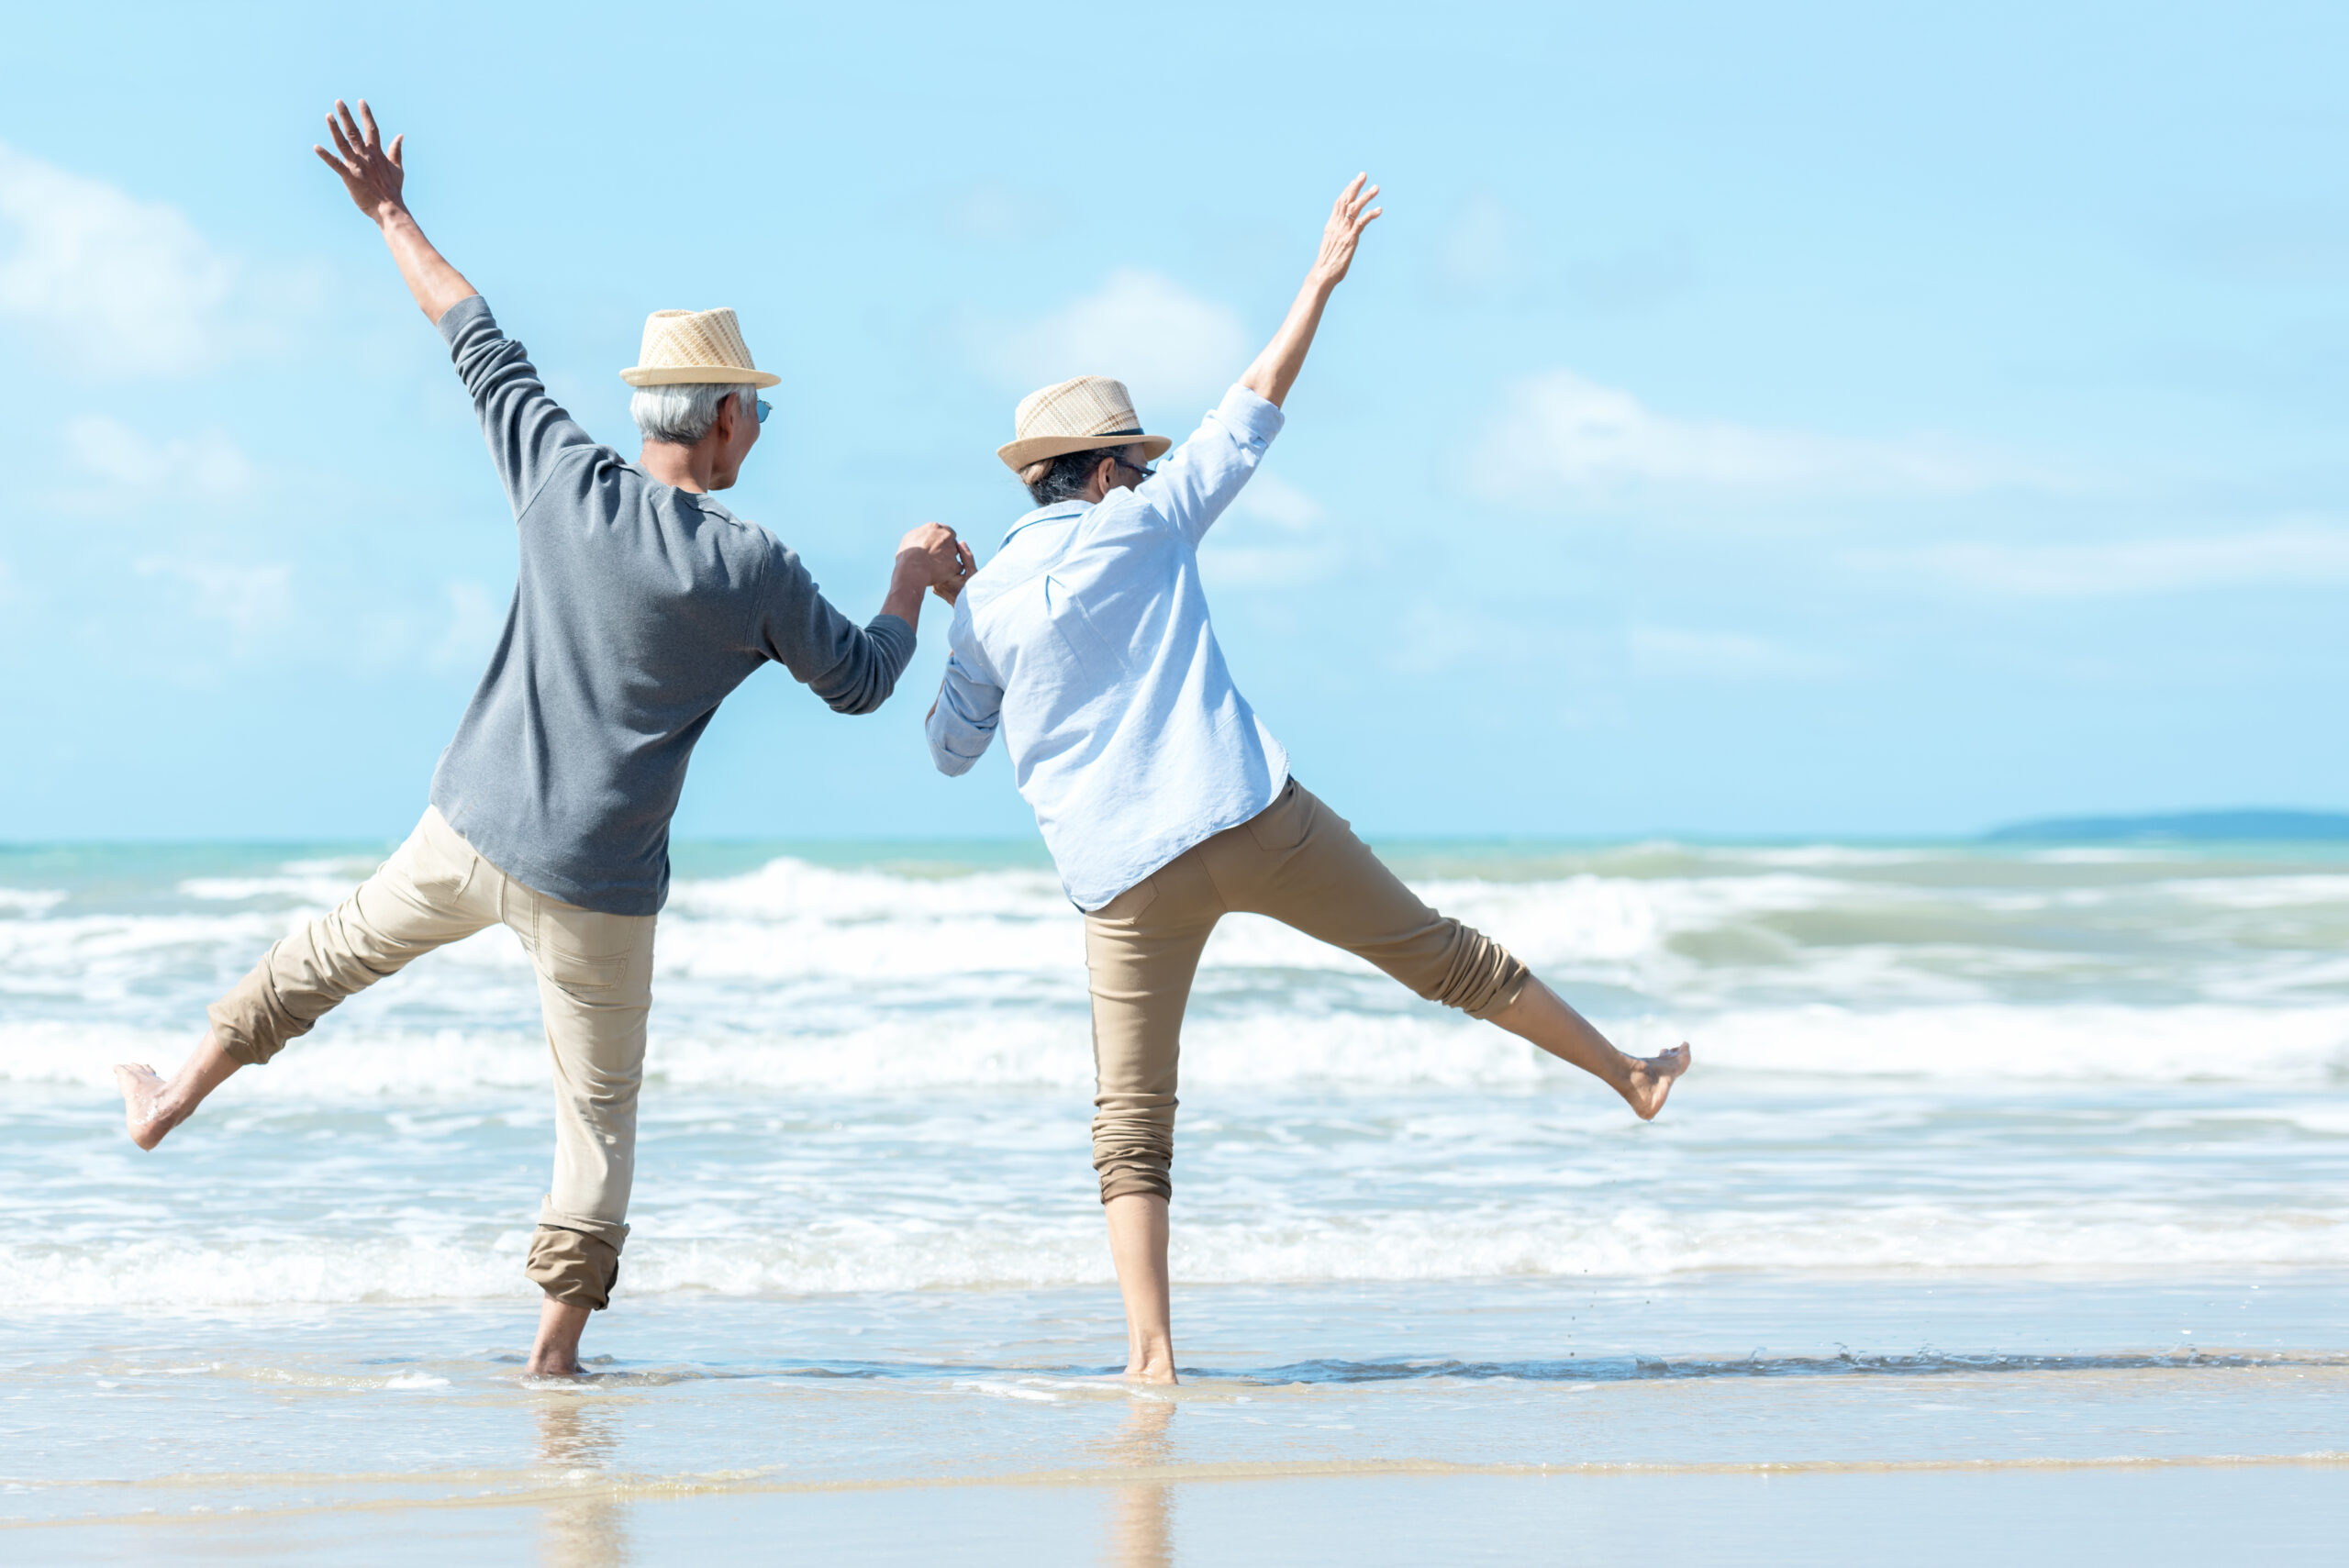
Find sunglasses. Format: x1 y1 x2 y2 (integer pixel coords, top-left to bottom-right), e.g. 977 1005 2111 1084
1111 454 1154 481
755 399 772 424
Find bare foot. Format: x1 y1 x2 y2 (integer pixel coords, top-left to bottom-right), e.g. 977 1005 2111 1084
1619 1043 1690 1121
113 1063 176 1151
1120 1362 1179 1386
527 1299 592 1377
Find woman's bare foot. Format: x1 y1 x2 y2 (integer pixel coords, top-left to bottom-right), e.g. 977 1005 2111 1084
1120 1357 1179 1386
1619 1044 1690 1120
113 1063 178 1150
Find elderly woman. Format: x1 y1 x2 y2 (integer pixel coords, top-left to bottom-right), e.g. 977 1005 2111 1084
926 176 1688 1383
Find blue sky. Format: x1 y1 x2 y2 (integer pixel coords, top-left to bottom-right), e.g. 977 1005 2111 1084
1 0 2343 840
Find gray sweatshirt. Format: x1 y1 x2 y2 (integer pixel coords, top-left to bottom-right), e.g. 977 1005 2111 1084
426 295 914 916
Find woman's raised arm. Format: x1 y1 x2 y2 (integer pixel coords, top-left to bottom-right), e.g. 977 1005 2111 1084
1238 174 1383 408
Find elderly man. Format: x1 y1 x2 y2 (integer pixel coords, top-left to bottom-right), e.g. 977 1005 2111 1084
112 101 970 1375
927 175 1690 1383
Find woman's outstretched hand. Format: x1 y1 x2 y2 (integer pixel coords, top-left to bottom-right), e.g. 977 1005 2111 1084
314 99 408 224
1310 173 1384 290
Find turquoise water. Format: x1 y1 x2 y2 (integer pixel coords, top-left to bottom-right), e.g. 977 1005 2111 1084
6 838 2349 1558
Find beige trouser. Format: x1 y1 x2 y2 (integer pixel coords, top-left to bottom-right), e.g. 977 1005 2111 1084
206 806 655 1309
1085 779 1529 1204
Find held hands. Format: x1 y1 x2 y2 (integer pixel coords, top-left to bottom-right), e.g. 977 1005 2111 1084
897 523 976 606
1309 174 1383 290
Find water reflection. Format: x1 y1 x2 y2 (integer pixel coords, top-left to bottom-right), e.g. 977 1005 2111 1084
1099 1397 1174 1568
536 1397 633 1568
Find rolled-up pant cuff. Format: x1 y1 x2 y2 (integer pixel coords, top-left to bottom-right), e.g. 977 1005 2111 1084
206 958 311 1066
1097 1159 1172 1205
526 1209 629 1310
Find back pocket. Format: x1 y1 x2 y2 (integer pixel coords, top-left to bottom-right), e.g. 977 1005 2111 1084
534 906 646 992
1244 779 1312 853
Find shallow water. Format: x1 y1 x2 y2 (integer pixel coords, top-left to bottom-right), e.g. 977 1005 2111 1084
6 837 2349 1557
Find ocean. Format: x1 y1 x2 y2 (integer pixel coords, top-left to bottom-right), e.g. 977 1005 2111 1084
6 835 2348 1562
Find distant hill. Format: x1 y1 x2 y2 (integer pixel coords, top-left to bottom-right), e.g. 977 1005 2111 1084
1984 810 2349 843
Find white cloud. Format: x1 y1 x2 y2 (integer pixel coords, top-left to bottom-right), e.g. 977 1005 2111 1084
134 558 292 655
978 269 1252 411
1198 473 1331 588
1864 519 2349 596
0 142 239 377
1230 473 1325 531
58 416 256 504
1629 624 1832 680
1474 369 2024 504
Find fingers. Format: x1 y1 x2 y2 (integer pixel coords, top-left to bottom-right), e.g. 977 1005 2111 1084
387 131 405 168
312 144 351 177
327 111 356 163
333 99 362 150
1335 172 1366 211
355 98 381 150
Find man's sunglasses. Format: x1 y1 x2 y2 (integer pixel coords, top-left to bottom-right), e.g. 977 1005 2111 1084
755 399 772 424
1110 454 1154 480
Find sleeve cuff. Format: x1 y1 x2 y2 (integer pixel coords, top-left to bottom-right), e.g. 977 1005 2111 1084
868 611 918 662
1214 383 1286 446
435 293 494 347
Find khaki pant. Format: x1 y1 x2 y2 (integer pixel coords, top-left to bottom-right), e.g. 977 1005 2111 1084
207 807 655 1309
1085 780 1528 1204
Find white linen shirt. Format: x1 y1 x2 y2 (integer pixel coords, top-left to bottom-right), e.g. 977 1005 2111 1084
927 384 1289 910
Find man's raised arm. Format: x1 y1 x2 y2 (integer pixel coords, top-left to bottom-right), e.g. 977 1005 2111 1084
313 98 477 322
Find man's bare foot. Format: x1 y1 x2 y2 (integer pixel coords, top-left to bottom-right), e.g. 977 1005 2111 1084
1619 1043 1691 1121
1121 1361 1179 1386
113 1063 177 1150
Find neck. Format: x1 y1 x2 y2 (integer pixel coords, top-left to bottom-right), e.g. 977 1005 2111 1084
639 440 718 494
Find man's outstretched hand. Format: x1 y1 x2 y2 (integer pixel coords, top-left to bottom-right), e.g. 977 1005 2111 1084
314 99 408 224
311 97 476 322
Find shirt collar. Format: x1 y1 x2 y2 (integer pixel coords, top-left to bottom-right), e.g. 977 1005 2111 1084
1001 500 1092 546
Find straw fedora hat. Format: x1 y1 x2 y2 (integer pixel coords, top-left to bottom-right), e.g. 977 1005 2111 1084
996 376 1173 473
619 307 781 388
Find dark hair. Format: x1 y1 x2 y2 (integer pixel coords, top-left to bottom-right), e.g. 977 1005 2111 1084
1020 444 1135 507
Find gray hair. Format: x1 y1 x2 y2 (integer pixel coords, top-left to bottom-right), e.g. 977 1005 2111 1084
1019 444 1134 507
630 381 760 446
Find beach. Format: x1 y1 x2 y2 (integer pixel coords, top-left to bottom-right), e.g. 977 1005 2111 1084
6 837 2349 1561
